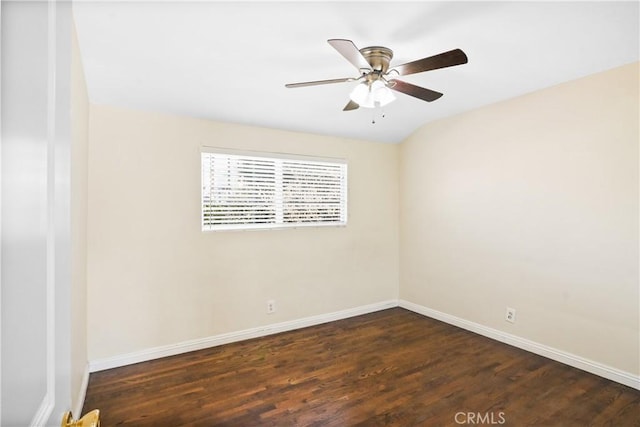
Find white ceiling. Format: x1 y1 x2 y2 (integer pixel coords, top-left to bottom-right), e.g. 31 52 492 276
73 1 639 144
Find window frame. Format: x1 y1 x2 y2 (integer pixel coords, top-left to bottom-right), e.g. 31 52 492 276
201 147 348 232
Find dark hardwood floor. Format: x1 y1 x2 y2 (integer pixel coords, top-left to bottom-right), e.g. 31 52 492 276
83 308 640 426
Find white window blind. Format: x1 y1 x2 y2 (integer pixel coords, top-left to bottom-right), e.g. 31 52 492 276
202 150 347 231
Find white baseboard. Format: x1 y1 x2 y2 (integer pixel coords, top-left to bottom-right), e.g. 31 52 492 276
88 298 639 391
89 300 398 372
399 299 640 390
72 364 91 418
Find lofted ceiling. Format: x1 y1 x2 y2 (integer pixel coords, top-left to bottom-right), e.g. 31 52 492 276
73 1 639 144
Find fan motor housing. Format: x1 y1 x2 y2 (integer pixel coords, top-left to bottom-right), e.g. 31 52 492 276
359 46 393 73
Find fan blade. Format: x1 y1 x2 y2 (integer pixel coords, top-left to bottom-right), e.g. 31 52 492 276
328 39 372 72
343 100 359 111
388 79 443 102
285 77 355 88
393 48 468 76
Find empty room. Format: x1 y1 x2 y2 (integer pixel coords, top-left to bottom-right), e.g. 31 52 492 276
1 1 639 426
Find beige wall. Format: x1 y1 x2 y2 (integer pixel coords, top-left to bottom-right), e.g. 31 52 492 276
400 62 639 374
71 20 90 411
87 106 400 360
84 61 638 380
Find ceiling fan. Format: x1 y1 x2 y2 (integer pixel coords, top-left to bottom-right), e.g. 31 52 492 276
285 39 468 111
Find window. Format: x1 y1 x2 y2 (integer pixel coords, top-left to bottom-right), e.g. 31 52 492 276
201 148 347 231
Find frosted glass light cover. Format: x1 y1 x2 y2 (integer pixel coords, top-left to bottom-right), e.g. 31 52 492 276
374 85 395 106
350 80 395 108
349 82 375 108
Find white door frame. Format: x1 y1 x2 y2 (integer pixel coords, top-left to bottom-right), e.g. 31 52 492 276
1 0 73 425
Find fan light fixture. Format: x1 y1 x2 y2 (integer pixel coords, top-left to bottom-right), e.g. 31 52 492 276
349 80 396 109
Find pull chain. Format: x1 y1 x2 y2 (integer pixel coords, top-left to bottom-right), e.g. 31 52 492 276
371 105 387 124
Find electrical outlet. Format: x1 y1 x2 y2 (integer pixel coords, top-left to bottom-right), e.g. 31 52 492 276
267 299 276 314
505 307 516 323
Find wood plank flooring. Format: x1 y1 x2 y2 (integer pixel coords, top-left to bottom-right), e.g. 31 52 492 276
83 308 640 426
